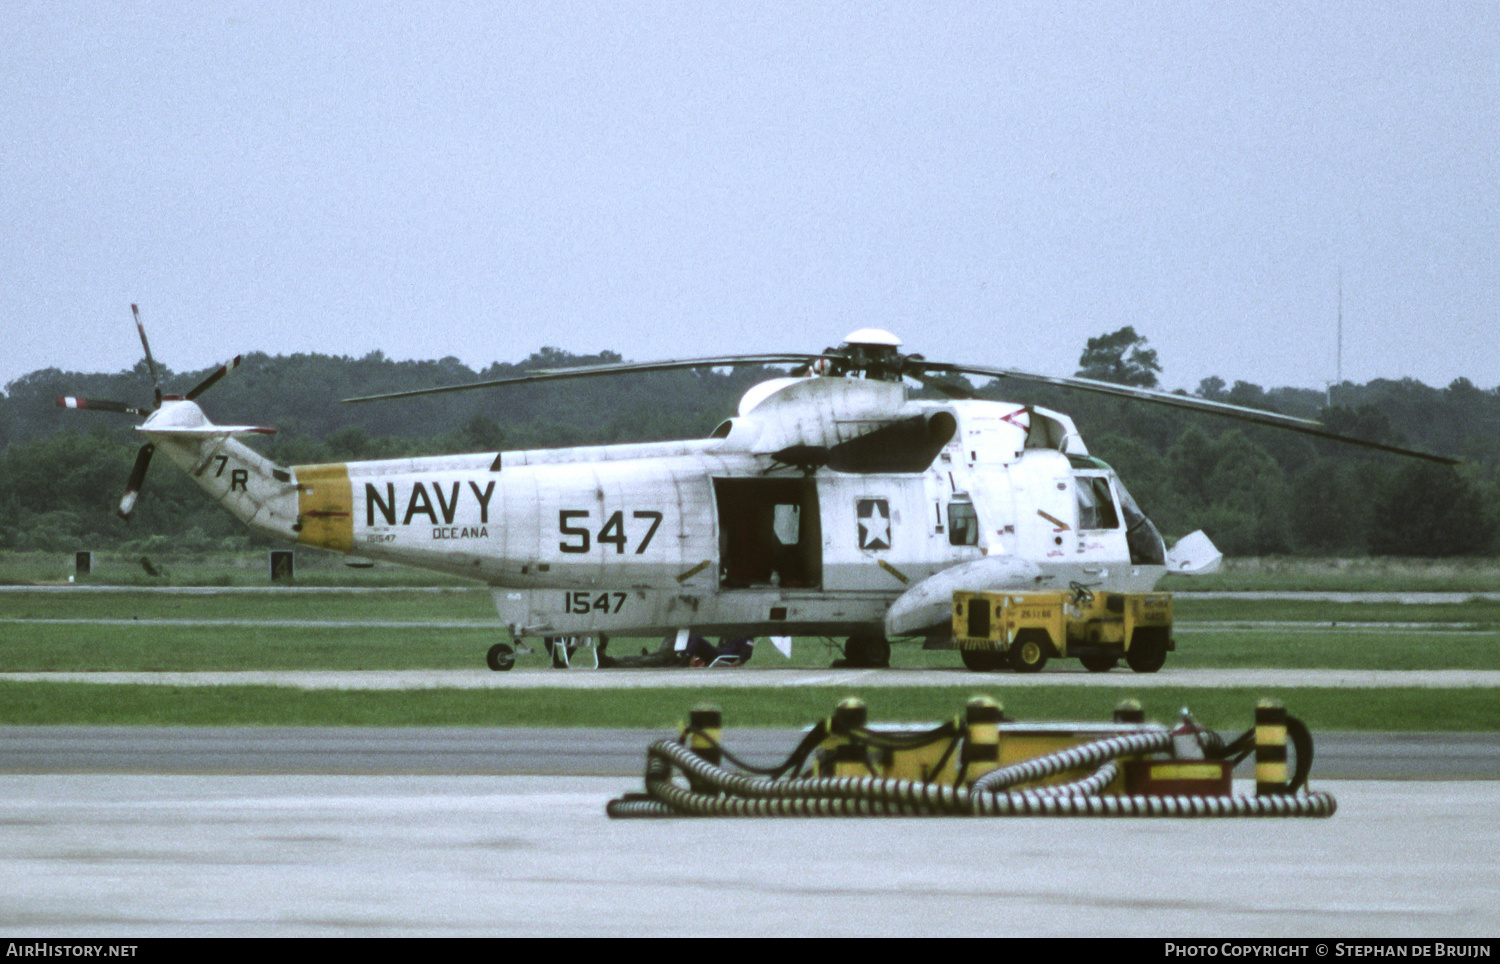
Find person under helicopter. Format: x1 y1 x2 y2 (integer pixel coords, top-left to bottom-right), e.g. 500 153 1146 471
597 634 754 668
684 634 754 667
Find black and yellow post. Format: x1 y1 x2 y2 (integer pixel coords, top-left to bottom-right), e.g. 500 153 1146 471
1255 698 1289 795
824 697 870 778
687 704 722 767
1113 698 1146 724
961 696 1003 784
685 704 723 794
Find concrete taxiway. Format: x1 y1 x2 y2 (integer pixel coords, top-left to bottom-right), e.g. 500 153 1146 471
0 773 1495 937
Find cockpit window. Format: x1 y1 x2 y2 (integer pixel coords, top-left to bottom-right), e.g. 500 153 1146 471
1114 478 1166 566
1075 475 1120 530
947 500 979 547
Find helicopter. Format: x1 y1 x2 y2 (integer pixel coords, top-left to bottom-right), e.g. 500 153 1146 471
58 313 1458 671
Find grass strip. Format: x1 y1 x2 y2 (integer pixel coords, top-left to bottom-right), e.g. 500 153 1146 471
1 682 1496 731
0 623 501 671
4 621 1497 672
9 591 1500 626
0 588 493 622
1172 598 1500 623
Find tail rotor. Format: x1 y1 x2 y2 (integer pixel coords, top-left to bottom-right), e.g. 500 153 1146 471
184 355 243 400
132 303 163 409
56 396 152 417
118 443 156 520
56 305 245 520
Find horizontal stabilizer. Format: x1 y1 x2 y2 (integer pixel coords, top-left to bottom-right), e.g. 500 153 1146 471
1165 530 1222 575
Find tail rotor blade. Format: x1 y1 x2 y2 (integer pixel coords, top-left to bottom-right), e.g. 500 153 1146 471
131 303 162 408
118 443 155 520
56 396 150 417
185 355 243 400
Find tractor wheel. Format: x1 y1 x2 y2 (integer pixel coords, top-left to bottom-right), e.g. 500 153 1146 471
1080 655 1118 673
1008 631 1050 673
960 647 1004 672
1126 632 1168 674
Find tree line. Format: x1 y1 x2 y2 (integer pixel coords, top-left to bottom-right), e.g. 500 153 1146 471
1 330 1496 556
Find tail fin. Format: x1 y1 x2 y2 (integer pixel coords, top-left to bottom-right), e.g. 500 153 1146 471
140 400 299 542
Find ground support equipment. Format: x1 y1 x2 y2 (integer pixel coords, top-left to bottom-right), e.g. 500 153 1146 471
606 697 1336 819
952 585 1174 673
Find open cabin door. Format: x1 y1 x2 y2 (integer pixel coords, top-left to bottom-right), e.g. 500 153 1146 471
714 477 822 589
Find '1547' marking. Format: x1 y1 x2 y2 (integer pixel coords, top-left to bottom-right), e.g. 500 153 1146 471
564 591 628 615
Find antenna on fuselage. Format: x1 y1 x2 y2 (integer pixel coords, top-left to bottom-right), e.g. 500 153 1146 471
1326 268 1343 409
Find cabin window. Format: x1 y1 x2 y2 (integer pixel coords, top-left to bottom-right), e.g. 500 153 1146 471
773 504 801 546
947 500 979 546
1075 476 1120 530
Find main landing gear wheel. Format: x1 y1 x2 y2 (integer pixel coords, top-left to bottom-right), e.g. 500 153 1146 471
485 642 515 672
1080 655 1118 673
960 647 1005 672
843 634 891 668
1008 631 1050 673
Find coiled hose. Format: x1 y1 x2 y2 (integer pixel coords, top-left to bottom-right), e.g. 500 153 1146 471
971 729 1174 794
606 734 1337 819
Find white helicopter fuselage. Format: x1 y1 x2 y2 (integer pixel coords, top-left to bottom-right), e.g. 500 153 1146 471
143 373 1212 642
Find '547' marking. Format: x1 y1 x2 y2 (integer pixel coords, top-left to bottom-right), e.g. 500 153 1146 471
558 510 663 554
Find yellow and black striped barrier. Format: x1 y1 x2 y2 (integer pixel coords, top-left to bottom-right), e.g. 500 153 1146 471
1256 698 1290 795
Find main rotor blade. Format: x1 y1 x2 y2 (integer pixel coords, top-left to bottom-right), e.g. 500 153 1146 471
131 304 162 407
185 355 244 400
118 442 155 520
920 361 1461 465
904 369 977 400
56 396 150 417
341 353 831 404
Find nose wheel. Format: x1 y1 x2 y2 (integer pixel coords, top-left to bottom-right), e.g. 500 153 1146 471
485 642 516 672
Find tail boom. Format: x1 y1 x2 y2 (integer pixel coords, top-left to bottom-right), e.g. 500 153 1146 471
140 401 299 542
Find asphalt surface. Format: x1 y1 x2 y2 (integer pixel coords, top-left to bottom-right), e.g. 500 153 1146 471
2 726 1497 780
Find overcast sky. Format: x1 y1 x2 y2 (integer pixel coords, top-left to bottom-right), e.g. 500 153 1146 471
3 2 1495 399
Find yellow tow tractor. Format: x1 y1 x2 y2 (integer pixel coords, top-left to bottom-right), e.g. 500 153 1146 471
951 584 1174 673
